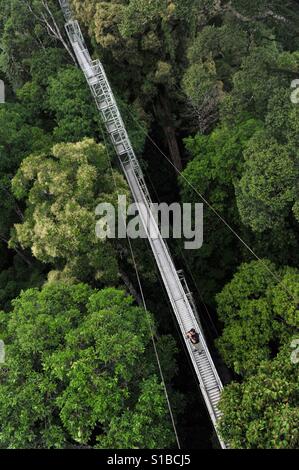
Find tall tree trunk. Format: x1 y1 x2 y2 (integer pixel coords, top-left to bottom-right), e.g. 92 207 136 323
157 94 182 172
119 269 143 307
0 236 33 267
163 125 182 172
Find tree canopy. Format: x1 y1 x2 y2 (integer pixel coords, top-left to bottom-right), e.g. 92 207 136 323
216 260 299 376
0 0 299 450
10 138 129 284
216 260 299 448
219 347 299 449
0 283 178 448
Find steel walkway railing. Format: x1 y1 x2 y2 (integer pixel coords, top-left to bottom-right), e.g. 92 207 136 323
58 0 226 449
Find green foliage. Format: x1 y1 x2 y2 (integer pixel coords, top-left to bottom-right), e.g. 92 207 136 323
182 119 262 209
217 259 299 448
10 139 129 284
0 0 299 450
0 0 68 87
71 0 199 167
0 103 52 243
29 48 67 88
216 260 299 376
15 48 68 126
0 103 50 172
182 59 221 111
179 119 261 301
236 132 298 232
47 67 101 142
0 283 178 448
182 22 249 128
180 31 299 300
219 347 299 449
222 46 299 122
95 376 174 449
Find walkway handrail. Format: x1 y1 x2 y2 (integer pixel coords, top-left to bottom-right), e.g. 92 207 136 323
58 0 227 449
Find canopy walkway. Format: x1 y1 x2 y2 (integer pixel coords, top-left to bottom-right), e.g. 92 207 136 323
58 0 226 449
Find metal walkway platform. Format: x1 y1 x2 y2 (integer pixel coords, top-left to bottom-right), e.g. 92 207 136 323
58 0 226 448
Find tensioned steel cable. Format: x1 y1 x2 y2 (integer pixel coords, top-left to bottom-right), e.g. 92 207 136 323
120 102 298 305
144 167 220 337
98 124 182 449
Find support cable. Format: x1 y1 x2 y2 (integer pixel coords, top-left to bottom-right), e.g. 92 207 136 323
145 169 220 337
120 102 298 304
98 125 181 450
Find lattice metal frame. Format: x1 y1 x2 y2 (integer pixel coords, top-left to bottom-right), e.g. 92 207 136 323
58 0 227 449
59 0 73 22
64 21 153 204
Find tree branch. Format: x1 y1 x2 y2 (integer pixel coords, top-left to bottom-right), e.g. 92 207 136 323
22 0 76 64
225 2 288 23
